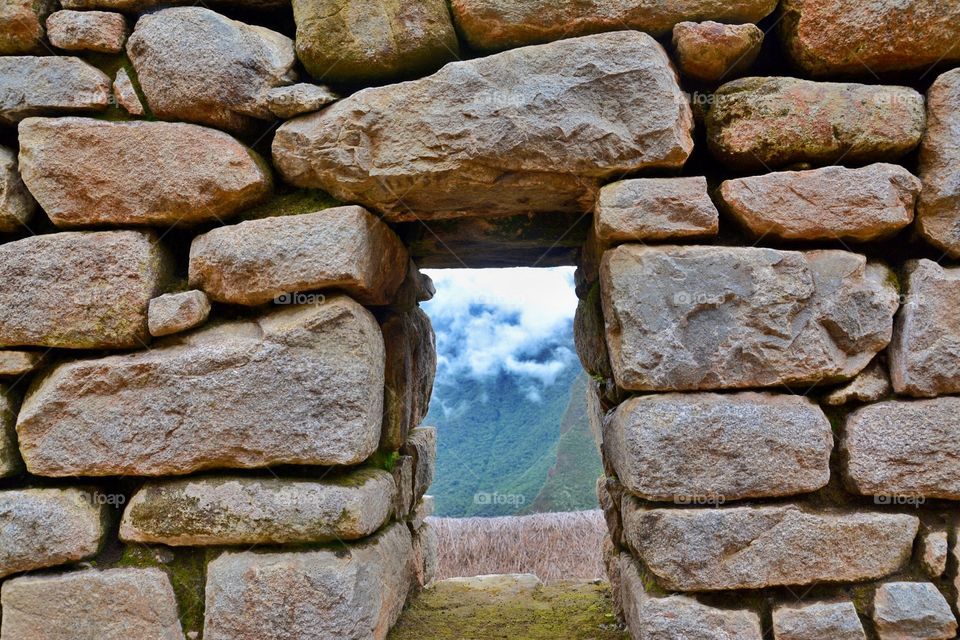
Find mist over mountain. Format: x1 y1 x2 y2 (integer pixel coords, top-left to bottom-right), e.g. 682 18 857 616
421 268 602 517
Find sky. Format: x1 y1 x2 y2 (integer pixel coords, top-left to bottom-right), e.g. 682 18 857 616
421 267 579 401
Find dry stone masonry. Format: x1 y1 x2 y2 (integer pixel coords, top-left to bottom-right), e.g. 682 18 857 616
1 0 960 638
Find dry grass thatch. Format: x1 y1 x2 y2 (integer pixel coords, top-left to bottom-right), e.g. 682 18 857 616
428 510 607 584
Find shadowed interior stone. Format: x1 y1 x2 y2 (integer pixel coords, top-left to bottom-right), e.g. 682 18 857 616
16 296 385 476
921 531 948 577
0 568 185 640
890 260 960 397
18 117 272 227
772 601 866 640
0 386 21 477
824 357 892 406
112 68 143 115
594 177 719 245
781 0 960 76
265 83 338 119
706 77 925 171
872 582 957 640
0 230 171 349
719 164 920 243
600 245 899 391
273 31 693 222
403 426 437 506
672 21 764 83
0 145 35 234
148 290 211 338
843 398 960 500
0 56 110 125
0 351 44 378
189 206 408 307
619 553 763 640
292 0 459 84
47 9 127 53
0 488 106 579
381 309 436 451
450 0 777 51
917 69 960 258
604 392 832 502
622 499 918 591
127 7 296 132
120 468 397 546
203 523 415 640
0 0 55 54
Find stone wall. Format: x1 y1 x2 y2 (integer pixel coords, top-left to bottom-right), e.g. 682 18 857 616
2 0 960 638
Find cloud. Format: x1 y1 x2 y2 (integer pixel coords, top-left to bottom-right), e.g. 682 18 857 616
421 267 579 391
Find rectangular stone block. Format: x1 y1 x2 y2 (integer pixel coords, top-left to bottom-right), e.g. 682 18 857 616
0 231 171 349
403 426 437 506
0 57 109 124
120 469 397 546
204 522 415 640
918 69 960 258
0 568 185 640
189 206 409 306
889 260 960 397
0 488 106 578
16 296 385 476
600 245 898 391
604 392 832 502
622 499 918 591
0 350 45 378
843 398 960 500
0 385 21 477
772 601 866 640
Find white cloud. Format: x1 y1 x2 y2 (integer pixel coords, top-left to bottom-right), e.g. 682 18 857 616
422 267 579 390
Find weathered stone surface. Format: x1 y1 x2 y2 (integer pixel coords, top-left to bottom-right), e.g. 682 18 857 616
451 0 777 50
619 554 763 640
120 468 396 546
128 7 296 132
594 177 719 245
63 0 287 8
921 531 948 578
719 164 920 242
0 231 170 349
17 296 385 476
917 69 960 258
381 309 436 451
605 392 832 502
0 386 20 477
824 357 892 406
403 427 437 505
204 523 415 640
19 117 271 227
0 145 35 233
392 454 415 519
873 582 957 640
706 77 925 171
47 9 127 53
189 206 408 306
273 32 693 222
600 245 899 391
266 83 338 119
0 568 185 640
293 0 459 84
890 260 960 397
0 488 106 578
112 67 143 115
622 500 918 591
843 398 960 499
0 56 110 125
412 521 438 588
0 350 44 378
0 0 54 54
672 21 763 83
148 290 211 338
410 495 434 529
772 601 866 640
574 284 612 379
781 0 960 76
